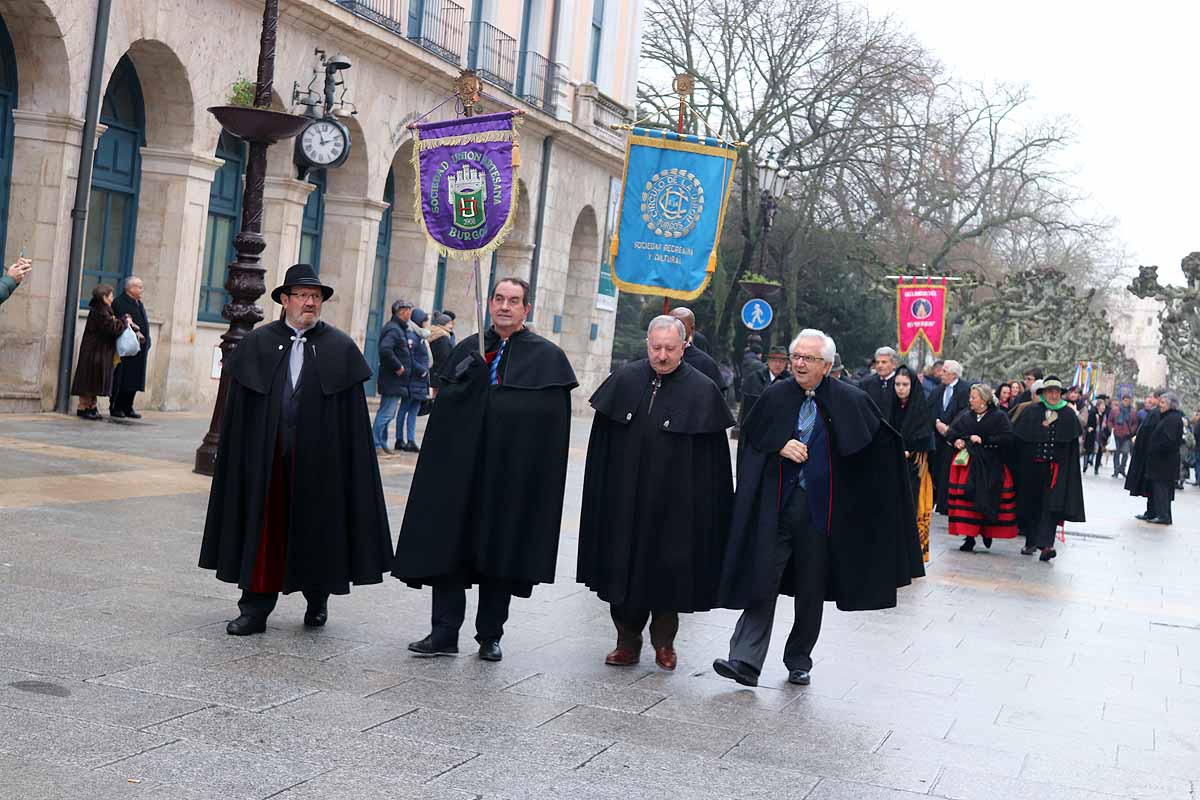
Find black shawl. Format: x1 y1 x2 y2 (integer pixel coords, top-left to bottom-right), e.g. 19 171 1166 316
946 405 1013 522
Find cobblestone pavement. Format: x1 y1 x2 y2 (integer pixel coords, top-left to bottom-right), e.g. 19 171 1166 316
1 411 1199 799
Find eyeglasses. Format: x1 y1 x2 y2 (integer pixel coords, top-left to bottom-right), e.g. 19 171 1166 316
789 354 826 365
288 292 323 303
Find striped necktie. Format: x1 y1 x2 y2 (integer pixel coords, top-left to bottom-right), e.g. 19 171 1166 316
797 395 816 443
489 338 507 385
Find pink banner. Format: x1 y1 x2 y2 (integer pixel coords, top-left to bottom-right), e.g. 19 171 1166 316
896 280 947 355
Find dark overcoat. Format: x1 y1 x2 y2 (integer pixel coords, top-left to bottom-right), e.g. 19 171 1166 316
111 291 151 394
376 318 429 399
198 320 393 595
70 302 127 397
392 327 577 596
684 344 725 389
1145 408 1184 482
946 406 1014 522
933 380 972 511
1012 402 1086 526
718 375 925 612
1125 409 1161 497
578 360 734 611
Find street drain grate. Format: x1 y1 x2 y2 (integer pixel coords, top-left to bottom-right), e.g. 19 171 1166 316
1061 530 1116 540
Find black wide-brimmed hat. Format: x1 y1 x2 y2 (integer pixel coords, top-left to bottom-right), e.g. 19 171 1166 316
271 263 333 304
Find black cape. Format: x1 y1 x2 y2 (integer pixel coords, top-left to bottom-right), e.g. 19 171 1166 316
1145 408 1184 483
1012 401 1086 525
112 292 151 394
199 320 393 594
890 389 935 455
577 360 734 612
391 327 577 596
1125 409 1161 496
684 344 725 389
859 373 896 420
933 381 972 512
946 406 1013 522
718 376 925 612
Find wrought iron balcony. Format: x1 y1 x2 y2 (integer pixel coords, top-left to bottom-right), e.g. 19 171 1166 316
469 21 516 93
593 90 630 131
518 50 556 113
332 0 405 36
408 0 466 66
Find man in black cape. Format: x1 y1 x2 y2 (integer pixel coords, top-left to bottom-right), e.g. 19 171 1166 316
200 264 394 635
858 345 900 419
1125 391 1162 521
393 277 577 663
1011 377 1085 561
578 315 733 671
713 329 924 688
668 306 726 390
111 276 151 418
1140 391 1183 525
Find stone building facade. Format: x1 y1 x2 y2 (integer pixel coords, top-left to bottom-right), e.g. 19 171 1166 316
1108 291 1168 389
0 0 642 413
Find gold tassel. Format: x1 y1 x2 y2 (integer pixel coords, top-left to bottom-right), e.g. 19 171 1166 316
511 140 521 168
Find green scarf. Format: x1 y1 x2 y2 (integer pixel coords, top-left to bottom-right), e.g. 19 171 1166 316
1040 396 1068 411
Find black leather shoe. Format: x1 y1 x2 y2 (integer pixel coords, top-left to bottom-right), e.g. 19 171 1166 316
110 409 126 419
1148 518 1172 525
712 658 759 687
788 669 811 686
958 537 975 552
303 606 327 627
407 635 458 657
226 614 266 636
1020 545 1038 555
1039 548 1057 562
124 410 142 419
981 536 993 549
1135 513 1151 521
478 640 503 662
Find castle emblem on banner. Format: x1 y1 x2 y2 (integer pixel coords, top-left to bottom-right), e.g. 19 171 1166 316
641 168 705 239
448 164 487 232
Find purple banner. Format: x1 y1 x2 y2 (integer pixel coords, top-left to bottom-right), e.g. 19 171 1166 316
411 112 519 258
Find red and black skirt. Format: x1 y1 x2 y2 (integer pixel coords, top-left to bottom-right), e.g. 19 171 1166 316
947 460 1018 538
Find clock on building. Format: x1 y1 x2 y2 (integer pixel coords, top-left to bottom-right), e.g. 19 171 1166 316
294 116 351 176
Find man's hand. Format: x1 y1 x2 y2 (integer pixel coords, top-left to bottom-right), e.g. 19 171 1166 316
779 439 808 463
935 420 949 435
969 434 982 445
6 257 32 285
954 439 967 450
395 367 405 377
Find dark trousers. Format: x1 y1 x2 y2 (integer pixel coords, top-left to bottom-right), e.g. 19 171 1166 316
238 588 329 621
1113 438 1131 476
727 488 828 673
431 581 512 646
112 389 137 413
610 605 679 650
1032 512 1060 549
1151 479 1174 523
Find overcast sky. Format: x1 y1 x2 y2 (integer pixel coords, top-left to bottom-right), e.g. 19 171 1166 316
866 0 1196 285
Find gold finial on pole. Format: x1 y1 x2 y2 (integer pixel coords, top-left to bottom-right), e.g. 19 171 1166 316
455 69 484 117
672 73 693 135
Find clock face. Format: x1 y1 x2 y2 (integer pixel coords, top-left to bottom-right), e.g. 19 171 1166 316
299 119 348 166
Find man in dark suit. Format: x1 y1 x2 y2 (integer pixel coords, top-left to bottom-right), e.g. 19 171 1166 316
668 306 726 390
932 359 971 513
111 276 152 418
859 346 899 418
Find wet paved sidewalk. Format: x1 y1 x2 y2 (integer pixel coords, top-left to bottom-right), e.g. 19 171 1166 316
1 411 1198 799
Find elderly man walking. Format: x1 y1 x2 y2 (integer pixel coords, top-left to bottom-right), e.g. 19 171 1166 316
111 276 151 418
199 264 394 635
859 346 900 417
712 329 924 688
578 315 734 670
933 359 971 512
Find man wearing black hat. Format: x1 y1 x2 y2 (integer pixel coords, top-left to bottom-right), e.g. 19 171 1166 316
199 264 394 635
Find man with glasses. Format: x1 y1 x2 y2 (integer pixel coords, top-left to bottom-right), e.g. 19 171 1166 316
713 329 924 688
200 264 394 635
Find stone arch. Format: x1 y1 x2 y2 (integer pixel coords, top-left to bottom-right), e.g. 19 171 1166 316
495 178 533 281
120 38 196 151
325 113 370 198
562 205 600 378
0 1 72 113
384 136 437 309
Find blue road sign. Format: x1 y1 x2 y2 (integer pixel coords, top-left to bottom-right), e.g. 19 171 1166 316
741 298 773 331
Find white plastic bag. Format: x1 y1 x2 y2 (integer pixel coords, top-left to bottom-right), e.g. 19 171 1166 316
116 326 141 358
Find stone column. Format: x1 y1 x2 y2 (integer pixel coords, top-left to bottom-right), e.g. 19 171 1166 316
136 146 223 411
0 112 87 411
320 193 387 343
495 241 536 283
261 176 315 290
388 205 440 311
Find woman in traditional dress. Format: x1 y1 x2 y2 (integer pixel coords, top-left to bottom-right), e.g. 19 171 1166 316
890 366 934 562
945 383 1018 552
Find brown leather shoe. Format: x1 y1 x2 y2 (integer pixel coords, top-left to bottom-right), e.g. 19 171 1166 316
604 647 640 666
654 646 677 671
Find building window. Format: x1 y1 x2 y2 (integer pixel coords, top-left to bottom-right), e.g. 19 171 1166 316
0 16 16 260
197 133 245 322
364 169 395 396
83 55 144 303
588 0 605 83
299 169 326 272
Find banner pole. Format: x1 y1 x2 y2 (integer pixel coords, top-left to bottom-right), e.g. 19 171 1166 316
474 255 486 357
453 70 487 357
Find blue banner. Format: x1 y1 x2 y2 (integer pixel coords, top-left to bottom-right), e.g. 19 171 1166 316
610 128 738 299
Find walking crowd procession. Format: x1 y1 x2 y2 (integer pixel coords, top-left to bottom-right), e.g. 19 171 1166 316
189 259 1185 689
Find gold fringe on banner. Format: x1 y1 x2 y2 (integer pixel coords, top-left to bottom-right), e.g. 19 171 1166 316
414 129 516 150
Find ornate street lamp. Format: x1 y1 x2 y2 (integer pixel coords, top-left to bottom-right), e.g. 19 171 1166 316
194 0 310 475
743 151 789 294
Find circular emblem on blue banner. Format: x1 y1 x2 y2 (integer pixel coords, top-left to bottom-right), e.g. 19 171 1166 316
641 168 705 239
741 299 773 330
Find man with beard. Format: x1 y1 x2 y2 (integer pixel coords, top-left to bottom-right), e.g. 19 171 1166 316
712 329 924 688
200 264 394 635
393 278 577 663
668 306 725 390
1126 390 1163 521
578 316 733 670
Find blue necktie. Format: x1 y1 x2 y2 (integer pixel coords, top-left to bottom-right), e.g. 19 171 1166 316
490 338 507 385
797 396 816 490
943 385 952 410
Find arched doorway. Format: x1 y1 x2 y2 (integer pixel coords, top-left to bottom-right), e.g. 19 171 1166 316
364 169 395 396
82 55 144 300
0 15 15 258
197 132 244 321
562 206 600 373
299 169 326 272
